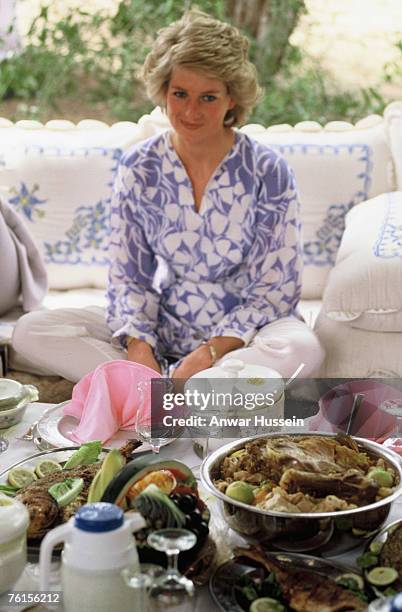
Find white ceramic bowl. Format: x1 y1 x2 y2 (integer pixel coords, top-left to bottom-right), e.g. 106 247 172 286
0 381 39 429
0 401 30 429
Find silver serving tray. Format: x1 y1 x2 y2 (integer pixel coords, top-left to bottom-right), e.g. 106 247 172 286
210 552 366 611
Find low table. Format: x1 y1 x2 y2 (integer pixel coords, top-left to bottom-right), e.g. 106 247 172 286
0 402 401 611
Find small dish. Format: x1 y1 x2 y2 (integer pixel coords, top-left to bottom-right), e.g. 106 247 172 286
210 552 368 611
0 384 39 429
360 518 402 598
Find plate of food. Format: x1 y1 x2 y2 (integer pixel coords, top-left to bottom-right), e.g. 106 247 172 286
35 402 175 451
210 547 369 611
357 518 402 599
0 441 212 573
201 433 402 555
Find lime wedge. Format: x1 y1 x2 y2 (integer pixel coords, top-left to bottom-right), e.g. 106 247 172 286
48 478 84 507
249 598 286 612
367 566 398 586
35 459 62 479
7 468 37 489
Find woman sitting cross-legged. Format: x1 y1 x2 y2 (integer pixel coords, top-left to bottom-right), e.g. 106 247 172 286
12 9 324 383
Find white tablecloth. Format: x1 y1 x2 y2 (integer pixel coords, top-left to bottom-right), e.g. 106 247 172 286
1 402 401 611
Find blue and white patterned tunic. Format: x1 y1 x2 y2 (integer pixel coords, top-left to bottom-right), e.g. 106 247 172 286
106 130 302 373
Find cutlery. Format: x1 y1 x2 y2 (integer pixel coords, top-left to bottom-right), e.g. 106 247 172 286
346 393 365 435
16 419 41 441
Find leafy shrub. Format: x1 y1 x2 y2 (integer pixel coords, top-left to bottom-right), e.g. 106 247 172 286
0 0 399 125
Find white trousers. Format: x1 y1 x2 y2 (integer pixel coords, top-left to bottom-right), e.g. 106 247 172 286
11 307 325 382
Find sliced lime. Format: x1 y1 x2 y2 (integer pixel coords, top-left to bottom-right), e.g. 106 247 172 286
35 459 62 479
7 468 37 489
335 573 364 591
367 566 398 586
48 478 84 507
226 481 254 504
249 598 285 612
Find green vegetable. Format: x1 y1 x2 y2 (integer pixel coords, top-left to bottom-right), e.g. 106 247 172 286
133 483 186 528
63 441 102 468
48 477 84 507
368 468 394 488
0 484 18 497
356 552 378 568
87 449 124 503
384 587 398 597
226 481 255 504
369 541 383 554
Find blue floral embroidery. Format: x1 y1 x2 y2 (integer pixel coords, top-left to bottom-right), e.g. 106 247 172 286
8 182 46 221
373 193 402 258
44 200 109 265
269 143 372 267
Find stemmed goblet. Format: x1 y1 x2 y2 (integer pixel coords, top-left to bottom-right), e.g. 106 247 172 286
136 379 165 453
146 528 196 609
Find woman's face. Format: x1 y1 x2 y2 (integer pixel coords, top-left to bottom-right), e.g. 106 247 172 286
165 66 235 145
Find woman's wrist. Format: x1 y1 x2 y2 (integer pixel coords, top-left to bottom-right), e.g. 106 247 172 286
125 336 152 352
201 336 244 364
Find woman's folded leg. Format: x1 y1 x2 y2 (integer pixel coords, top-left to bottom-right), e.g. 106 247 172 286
11 306 124 382
215 315 325 378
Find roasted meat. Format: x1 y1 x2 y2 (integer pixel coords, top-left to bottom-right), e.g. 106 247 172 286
235 546 366 612
16 463 101 538
279 468 378 505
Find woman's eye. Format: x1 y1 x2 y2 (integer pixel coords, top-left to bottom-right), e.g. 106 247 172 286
202 95 216 102
173 91 186 98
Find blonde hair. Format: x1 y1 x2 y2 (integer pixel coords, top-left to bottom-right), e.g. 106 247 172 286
140 9 262 126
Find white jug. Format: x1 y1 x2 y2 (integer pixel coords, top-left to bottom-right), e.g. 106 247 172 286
0 494 29 593
39 502 145 612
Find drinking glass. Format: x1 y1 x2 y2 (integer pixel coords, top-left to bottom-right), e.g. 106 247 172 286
380 399 402 452
146 528 196 609
136 380 168 453
122 563 165 612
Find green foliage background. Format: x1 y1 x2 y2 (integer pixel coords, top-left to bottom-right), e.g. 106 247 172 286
0 0 400 125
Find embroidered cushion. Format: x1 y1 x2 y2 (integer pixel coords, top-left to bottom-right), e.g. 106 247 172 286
385 101 402 189
241 116 395 299
321 191 402 331
0 112 169 290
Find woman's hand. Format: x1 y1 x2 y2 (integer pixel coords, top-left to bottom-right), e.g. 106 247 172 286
172 345 213 380
172 336 244 379
127 338 161 374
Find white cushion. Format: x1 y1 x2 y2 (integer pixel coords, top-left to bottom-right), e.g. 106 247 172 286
322 192 402 331
385 101 402 189
315 310 402 378
0 110 170 290
241 114 395 299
